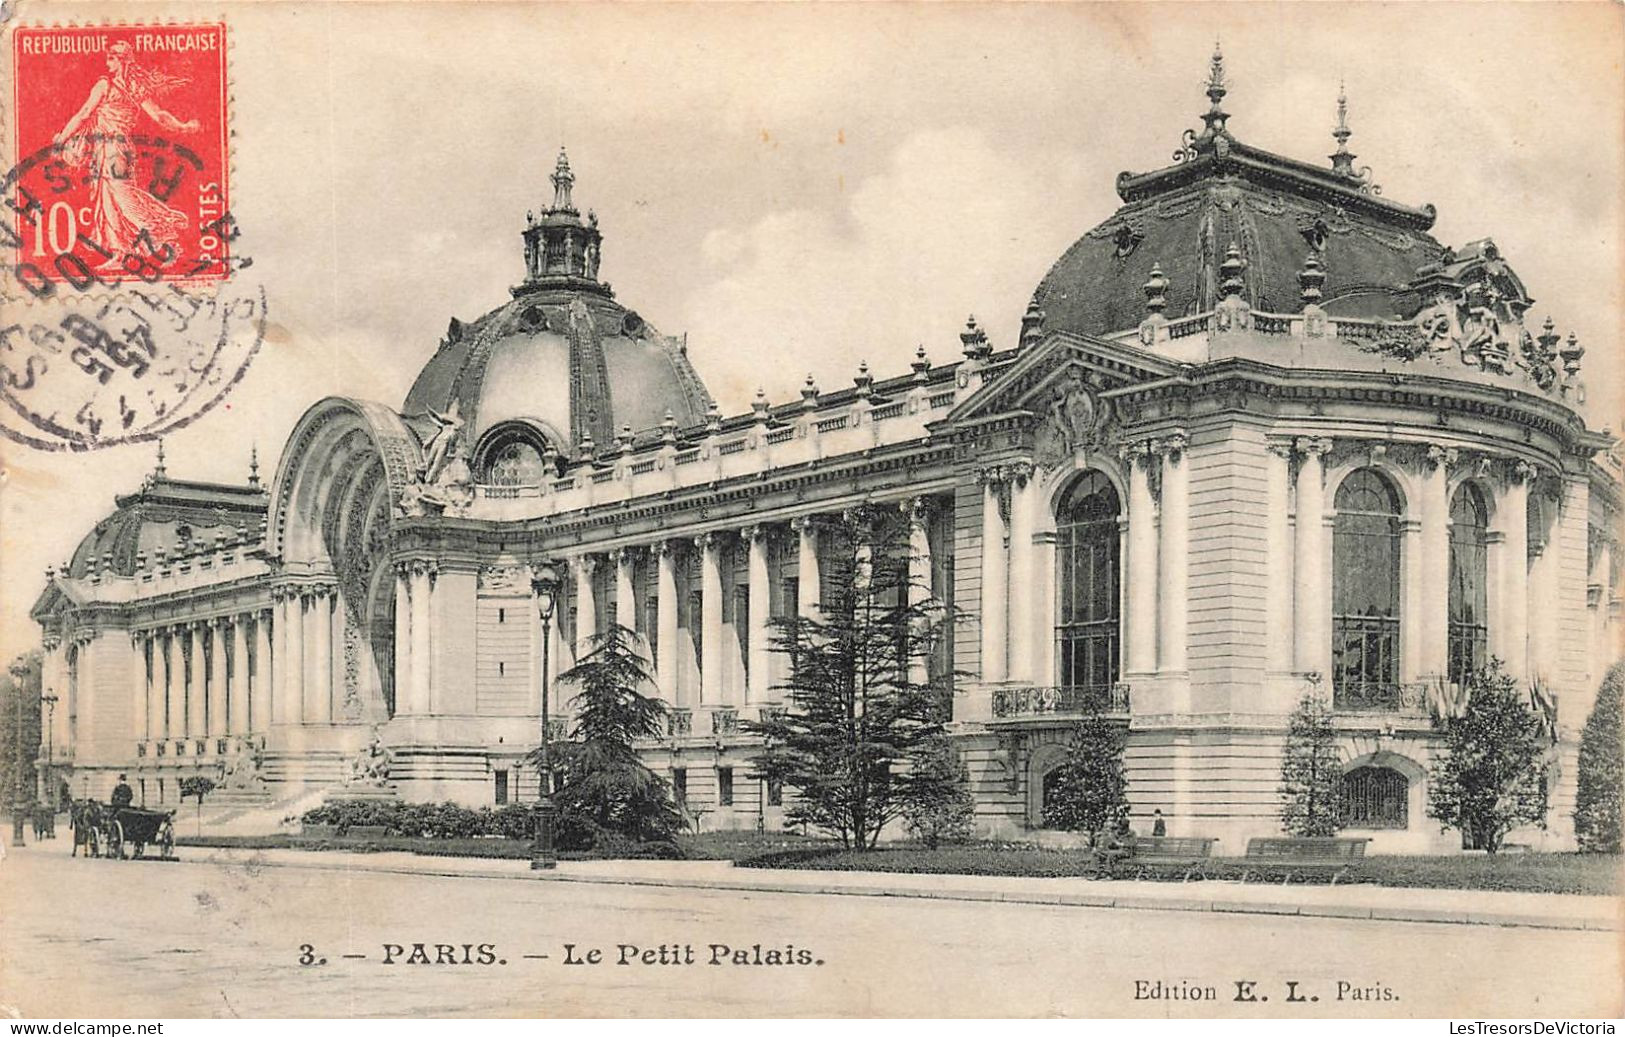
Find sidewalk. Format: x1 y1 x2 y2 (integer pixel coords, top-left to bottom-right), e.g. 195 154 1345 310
97 840 1622 933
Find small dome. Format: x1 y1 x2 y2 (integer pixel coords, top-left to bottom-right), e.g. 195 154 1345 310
66 473 267 578
402 148 712 460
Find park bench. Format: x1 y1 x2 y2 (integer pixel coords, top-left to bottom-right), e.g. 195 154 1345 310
1242 836 1370 885
1127 836 1218 881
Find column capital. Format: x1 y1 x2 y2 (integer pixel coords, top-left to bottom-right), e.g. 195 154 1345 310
1265 438 1296 460
741 523 771 544
41 633 62 652
1425 444 1458 470
1118 439 1158 472
789 515 823 534
652 538 678 558
976 464 1007 487
575 552 602 575
900 496 934 528
1154 432 1189 462
608 545 643 566
694 531 720 553
1510 459 1536 485
1294 436 1334 459
1006 460 1035 486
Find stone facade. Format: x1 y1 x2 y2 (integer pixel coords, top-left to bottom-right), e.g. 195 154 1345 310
31 59 1622 853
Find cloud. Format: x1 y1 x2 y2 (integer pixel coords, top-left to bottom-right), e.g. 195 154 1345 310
680 126 1088 409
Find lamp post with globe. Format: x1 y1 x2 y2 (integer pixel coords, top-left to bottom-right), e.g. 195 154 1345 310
9 661 30 847
529 562 562 870
40 690 58 814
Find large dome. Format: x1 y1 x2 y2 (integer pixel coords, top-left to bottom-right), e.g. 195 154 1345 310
1034 55 1450 339
403 149 712 459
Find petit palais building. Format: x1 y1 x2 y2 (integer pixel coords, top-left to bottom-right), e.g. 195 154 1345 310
31 54 1622 853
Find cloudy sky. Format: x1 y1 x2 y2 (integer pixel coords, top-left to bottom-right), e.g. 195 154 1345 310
1 1 1621 660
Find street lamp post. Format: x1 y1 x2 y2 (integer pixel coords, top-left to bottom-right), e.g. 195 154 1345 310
10 662 29 847
530 563 562 870
41 691 58 814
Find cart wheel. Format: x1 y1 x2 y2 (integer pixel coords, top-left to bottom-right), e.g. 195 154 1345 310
106 820 125 860
86 828 100 859
158 820 175 859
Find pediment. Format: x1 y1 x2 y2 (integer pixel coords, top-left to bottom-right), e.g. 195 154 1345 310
944 330 1177 425
29 578 88 624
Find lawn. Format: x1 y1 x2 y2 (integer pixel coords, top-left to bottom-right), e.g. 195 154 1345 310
735 845 1622 896
174 828 823 861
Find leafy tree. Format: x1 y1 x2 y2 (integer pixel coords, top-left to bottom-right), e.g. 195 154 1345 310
0 652 42 814
1427 660 1551 853
1041 714 1130 841
1575 662 1623 853
530 624 682 846
902 733 975 848
748 505 955 850
1278 687 1343 837
179 775 216 835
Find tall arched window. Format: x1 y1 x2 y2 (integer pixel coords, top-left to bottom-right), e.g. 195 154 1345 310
1056 471 1121 697
1332 468 1403 709
1340 766 1409 828
1448 483 1489 686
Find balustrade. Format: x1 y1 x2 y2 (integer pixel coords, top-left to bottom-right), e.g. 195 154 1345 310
989 682 1131 719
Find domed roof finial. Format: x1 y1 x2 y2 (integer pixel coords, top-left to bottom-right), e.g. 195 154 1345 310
153 438 167 480
1201 38 1230 139
1330 80 1357 177
247 444 261 488
552 146 576 212
1220 242 1247 299
1143 263 1169 316
1020 290 1047 348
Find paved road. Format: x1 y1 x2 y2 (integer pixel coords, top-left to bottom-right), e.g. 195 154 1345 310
2 842 1618 1018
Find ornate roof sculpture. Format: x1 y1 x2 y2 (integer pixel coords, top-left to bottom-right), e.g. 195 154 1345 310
1031 44 1590 405
403 148 713 466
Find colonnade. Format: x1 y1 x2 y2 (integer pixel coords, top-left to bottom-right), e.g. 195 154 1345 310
132 610 271 746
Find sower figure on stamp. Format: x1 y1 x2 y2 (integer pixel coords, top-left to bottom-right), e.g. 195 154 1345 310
51 40 202 268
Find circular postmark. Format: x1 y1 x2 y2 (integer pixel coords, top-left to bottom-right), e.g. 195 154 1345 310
0 135 264 452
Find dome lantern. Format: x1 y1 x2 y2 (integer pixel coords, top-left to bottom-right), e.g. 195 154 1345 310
518 146 605 294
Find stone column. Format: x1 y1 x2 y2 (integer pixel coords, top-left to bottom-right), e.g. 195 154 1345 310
160 629 174 738
1123 445 1159 677
208 618 228 737
1526 476 1562 686
229 617 249 735
1293 437 1333 677
613 548 638 636
309 589 333 724
409 562 435 716
792 516 822 619
655 541 679 702
698 533 724 706
1264 441 1295 676
1006 463 1038 683
979 467 1009 682
252 611 272 734
744 525 772 703
1419 447 1453 681
904 499 935 687
187 622 206 738
1498 461 1532 682
1157 434 1189 674
139 633 153 741
393 567 412 715
274 588 297 726
573 554 599 657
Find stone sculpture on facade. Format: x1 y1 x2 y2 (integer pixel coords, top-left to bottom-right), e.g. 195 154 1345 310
346 728 394 787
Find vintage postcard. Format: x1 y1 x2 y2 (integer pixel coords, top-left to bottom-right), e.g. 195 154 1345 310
0 1 1620 1021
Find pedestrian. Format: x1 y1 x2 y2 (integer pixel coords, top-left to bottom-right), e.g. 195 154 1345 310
1152 809 1167 837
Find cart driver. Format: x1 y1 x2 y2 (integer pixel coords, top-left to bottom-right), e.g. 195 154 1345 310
110 774 134 810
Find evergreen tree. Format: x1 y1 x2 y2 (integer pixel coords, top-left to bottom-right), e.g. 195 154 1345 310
1278 687 1343 837
1427 659 1551 853
529 624 682 845
1041 714 1130 840
902 733 976 848
0 652 42 814
1575 662 1623 853
748 505 955 850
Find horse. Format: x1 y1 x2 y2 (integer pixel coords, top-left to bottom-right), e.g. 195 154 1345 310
69 799 104 858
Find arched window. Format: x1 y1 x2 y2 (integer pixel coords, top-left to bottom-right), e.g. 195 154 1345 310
488 440 546 486
1332 469 1402 709
1340 766 1409 828
1056 471 1121 696
1448 483 1489 686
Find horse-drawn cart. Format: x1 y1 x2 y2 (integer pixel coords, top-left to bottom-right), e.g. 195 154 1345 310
105 806 177 860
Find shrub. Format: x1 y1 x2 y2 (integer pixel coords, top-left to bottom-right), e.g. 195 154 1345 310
1041 714 1130 840
1576 663 1624 853
902 735 976 849
1428 660 1551 853
1279 688 1342 837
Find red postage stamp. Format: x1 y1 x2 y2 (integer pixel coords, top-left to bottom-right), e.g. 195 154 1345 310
10 23 230 287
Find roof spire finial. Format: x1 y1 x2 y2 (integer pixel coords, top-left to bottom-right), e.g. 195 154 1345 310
1201 37 1230 138
154 438 167 479
551 145 575 212
247 444 261 488
1330 79 1358 177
